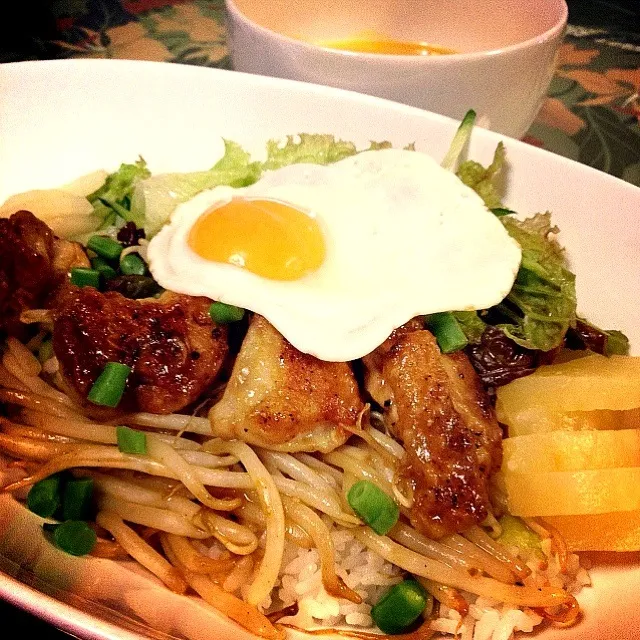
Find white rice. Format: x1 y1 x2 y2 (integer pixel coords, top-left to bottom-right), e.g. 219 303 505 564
260 523 590 640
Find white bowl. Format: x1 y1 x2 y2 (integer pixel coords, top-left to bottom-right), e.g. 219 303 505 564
224 0 568 139
0 59 640 640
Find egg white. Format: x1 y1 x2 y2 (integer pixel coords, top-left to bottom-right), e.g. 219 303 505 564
147 148 521 361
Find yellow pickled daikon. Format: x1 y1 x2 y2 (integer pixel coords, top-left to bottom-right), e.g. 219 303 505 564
496 354 640 437
503 429 640 473
499 467 640 517
497 353 640 549
543 511 640 552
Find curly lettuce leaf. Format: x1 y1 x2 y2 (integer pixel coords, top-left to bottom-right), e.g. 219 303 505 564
88 158 150 225
132 140 261 238
452 311 487 344
263 134 358 170
457 142 506 209
495 213 577 351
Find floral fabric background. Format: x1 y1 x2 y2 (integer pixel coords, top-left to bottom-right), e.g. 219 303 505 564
1 0 639 185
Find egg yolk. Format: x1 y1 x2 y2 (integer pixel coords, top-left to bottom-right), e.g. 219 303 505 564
188 198 326 281
316 33 455 56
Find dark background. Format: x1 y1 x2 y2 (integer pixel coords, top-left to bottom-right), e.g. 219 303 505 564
1 0 639 637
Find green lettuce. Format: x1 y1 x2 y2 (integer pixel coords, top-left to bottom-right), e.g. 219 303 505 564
88 158 150 225
457 142 506 209
131 140 261 238
496 213 577 351
452 311 487 344
263 134 358 170
132 134 369 238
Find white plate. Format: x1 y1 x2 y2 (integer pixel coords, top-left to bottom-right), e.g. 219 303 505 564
1 58 639 640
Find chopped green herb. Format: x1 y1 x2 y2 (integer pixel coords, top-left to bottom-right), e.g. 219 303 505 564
371 580 430 634
347 480 399 535
425 312 468 353
120 253 146 276
27 474 62 519
70 267 100 289
87 235 123 261
209 302 245 324
62 478 94 521
48 520 97 556
91 257 118 282
116 426 147 454
87 362 131 407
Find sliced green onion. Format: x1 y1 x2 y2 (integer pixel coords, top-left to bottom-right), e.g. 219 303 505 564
371 580 430 635
87 235 123 261
37 339 54 364
48 520 97 556
70 267 100 289
425 312 468 353
441 109 476 172
209 301 245 324
27 474 62 518
87 361 131 407
116 425 147 454
120 253 146 276
62 478 94 521
347 480 399 535
91 257 117 281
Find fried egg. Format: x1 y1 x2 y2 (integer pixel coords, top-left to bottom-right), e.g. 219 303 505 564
147 148 521 361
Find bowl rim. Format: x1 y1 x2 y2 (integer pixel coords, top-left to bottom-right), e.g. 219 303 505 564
224 0 568 63
1 57 640 640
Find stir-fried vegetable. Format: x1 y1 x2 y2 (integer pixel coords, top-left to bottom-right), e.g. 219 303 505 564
371 579 430 634
27 474 63 518
46 520 97 556
209 302 246 324
91 257 118 282
347 480 399 535
425 312 468 353
62 478 94 521
120 253 146 276
70 267 101 289
88 362 131 408
116 426 148 455
87 235 123 261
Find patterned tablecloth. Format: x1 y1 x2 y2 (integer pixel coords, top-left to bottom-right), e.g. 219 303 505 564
2 0 640 186
0 1 639 638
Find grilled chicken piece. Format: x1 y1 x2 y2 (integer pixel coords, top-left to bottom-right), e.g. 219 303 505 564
0 210 89 339
210 314 362 452
363 324 502 539
53 287 228 414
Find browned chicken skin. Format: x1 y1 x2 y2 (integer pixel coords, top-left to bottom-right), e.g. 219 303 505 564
53 287 228 414
0 210 89 340
364 324 502 539
210 314 362 452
